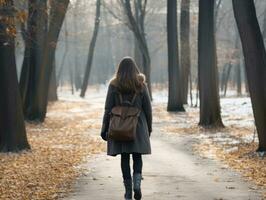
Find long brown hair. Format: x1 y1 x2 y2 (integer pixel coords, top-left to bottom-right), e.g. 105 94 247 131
113 57 144 93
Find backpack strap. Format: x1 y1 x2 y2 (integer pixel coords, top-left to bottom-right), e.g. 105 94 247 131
118 93 123 104
131 93 137 104
118 92 137 105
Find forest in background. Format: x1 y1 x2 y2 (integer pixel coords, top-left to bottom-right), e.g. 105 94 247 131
12 0 265 88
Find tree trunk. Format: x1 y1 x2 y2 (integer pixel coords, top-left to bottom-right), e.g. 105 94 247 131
195 79 199 108
102 7 116 79
220 64 227 92
73 3 82 90
19 0 48 116
214 0 222 32
167 0 185 112
233 0 266 151
189 71 193 106
48 57 58 101
69 64 74 95
235 62 242 96
27 0 70 121
134 39 143 71
134 0 143 71
234 33 242 96
121 0 152 99
180 0 191 104
56 17 69 87
0 0 30 152
223 63 232 97
80 0 101 97
198 0 223 127
74 65 82 91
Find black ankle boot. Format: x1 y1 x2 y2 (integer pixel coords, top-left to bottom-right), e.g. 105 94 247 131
133 173 142 200
123 179 132 200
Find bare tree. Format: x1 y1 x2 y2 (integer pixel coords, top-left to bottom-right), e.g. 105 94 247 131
167 0 185 112
73 1 82 91
0 0 30 152
180 0 191 104
120 0 152 98
198 0 223 127
233 0 266 151
80 0 101 97
19 0 48 116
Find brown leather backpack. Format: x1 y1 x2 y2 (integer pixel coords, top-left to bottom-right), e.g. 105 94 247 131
108 93 141 141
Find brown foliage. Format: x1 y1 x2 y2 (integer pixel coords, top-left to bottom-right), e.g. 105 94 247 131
0 101 105 200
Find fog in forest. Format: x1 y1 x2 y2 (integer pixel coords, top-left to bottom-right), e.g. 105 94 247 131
13 0 266 91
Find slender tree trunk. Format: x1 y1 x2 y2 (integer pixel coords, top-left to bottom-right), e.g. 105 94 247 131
80 0 101 97
102 7 116 78
70 65 74 95
167 0 185 112
56 17 69 87
134 0 143 71
220 64 227 92
198 0 223 127
189 71 193 106
0 0 30 152
134 39 143 71
233 0 266 151
48 57 58 101
73 3 82 90
223 63 232 97
235 62 242 96
195 79 199 108
234 33 242 96
214 0 222 32
74 64 82 91
180 0 191 104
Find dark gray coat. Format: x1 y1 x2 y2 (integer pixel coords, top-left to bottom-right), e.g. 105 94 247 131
100 80 152 156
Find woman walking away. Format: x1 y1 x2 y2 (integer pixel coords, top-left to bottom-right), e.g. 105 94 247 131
100 57 152 200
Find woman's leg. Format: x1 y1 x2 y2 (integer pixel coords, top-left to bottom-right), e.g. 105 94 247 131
121 153 132 199
132 153 142 199
132 153 143 174
121 153 131 180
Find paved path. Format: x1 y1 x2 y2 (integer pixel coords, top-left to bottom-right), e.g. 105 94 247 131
64 128 262 200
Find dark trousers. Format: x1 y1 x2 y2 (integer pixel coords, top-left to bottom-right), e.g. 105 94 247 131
121 153 142 180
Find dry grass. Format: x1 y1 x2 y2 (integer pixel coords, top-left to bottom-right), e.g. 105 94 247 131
0 100 105 200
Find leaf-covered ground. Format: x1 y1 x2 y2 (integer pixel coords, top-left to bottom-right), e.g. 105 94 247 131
0 100 105 200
